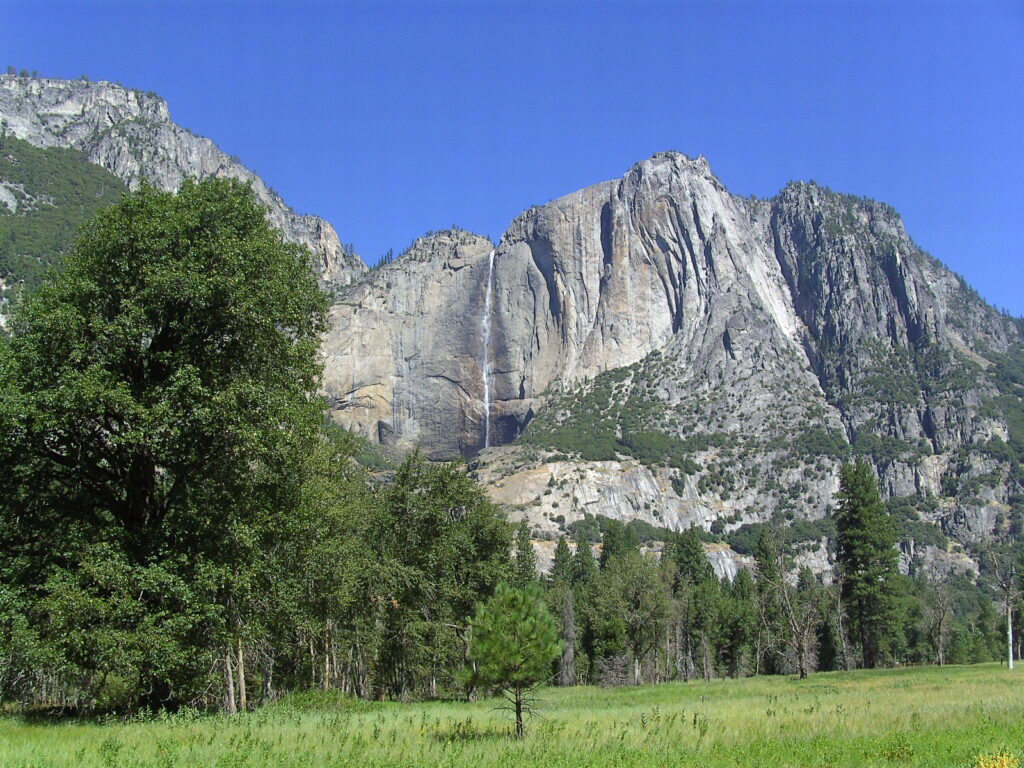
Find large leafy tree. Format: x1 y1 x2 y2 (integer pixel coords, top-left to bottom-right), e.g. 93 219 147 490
0 178 327 708
361 454 512 699
835 459 903 668
593 550 670 685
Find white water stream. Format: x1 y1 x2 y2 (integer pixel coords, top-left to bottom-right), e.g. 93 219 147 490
481 249 496 447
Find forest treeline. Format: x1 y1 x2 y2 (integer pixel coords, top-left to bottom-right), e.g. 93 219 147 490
0 179 1019 716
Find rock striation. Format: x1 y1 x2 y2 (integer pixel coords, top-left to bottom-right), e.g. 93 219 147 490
0 75 365 285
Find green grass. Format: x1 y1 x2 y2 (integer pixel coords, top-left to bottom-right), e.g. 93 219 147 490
2 664 1022 767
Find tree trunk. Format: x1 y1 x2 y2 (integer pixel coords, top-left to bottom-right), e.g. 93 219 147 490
701 636 712 681
514 688 524 739
1008 603 1015 671
224 650 237 715
236 638 247 712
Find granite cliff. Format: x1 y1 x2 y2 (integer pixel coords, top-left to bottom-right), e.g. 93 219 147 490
325 152 1023 572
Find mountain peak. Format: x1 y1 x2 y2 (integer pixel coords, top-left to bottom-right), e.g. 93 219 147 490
0 74 366 285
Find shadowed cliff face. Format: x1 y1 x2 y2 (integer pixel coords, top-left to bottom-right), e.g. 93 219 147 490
324 151 1022 555
0 75 366 286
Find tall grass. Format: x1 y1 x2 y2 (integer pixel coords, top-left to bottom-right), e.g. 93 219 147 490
1 663 1021 767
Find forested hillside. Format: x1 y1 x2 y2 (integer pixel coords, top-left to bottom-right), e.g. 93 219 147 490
0 134 125 319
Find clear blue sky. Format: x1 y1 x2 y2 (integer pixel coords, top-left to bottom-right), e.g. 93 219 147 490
4 0 1023 314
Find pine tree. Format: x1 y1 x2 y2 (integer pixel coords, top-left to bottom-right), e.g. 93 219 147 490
665 527 713 588
835 459 902 668
572 538 598 586
466 583 560 738
513 519 537 587
753 529 786 674
724 568 758 676
551 536 573 587
599 519 639 568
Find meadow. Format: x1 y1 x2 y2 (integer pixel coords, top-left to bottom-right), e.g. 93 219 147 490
1 663 1021 768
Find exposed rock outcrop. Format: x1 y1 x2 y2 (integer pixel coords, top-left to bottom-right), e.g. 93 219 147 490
0 75 365 285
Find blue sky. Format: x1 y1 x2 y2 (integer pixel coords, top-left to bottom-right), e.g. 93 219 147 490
4 0 1023 314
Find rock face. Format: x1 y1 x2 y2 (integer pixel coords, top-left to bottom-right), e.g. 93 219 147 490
322 229 501 458
0 75 365 285
327 151 1022 557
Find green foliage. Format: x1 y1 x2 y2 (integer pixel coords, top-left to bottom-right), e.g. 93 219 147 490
979 343 1024 464
618 429 711 473
851 431 929 465
592 551 671 684
517 361 714 473
598 520 640 568
792 427 849 461
362 454 514 699
0 135 126 304
0 131 522 718
664 528 714 586
466 583 560 737
0 178 326 708
886 497 949 550
835 460 904 668
567 513 674 549
726 518 837 556
571 541 598 587
321 418 394 470
513 520 538 587
550 537 573 587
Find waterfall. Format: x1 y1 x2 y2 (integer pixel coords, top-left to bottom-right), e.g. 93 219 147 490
481 249 496 448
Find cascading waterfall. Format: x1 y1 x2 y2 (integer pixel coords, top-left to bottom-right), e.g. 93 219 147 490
481 249 496 448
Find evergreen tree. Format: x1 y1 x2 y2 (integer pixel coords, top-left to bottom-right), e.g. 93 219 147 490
513 520 537 587
664 527 714 587
723 568 758 676
835 459 902 668
466 583 560 739
599 519 639 568
572 540 599 586
753 529 787 674
551 536 573 587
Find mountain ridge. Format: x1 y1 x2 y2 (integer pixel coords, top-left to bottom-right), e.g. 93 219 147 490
0 74 366 286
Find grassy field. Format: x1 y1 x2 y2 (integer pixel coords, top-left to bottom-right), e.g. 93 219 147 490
1 664 1021 767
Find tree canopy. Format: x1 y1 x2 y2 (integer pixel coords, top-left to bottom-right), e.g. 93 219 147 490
0 177 328 707
835 459 903 668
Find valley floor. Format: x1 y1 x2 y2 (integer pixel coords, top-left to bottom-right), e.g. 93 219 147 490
1 663 1021 767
